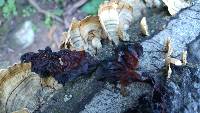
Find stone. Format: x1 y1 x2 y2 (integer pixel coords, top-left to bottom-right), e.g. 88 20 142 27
14 21 35 49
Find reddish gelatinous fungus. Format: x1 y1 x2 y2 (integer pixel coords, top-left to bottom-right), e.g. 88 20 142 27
116 43 143 69
95 43 151 95
21 47 98 85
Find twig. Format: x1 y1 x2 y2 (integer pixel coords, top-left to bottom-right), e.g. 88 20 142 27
63 0 88 28
66 0 88 15
28 0 64 24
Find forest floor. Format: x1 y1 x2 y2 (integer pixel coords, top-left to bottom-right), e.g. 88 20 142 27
0 0 92 68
